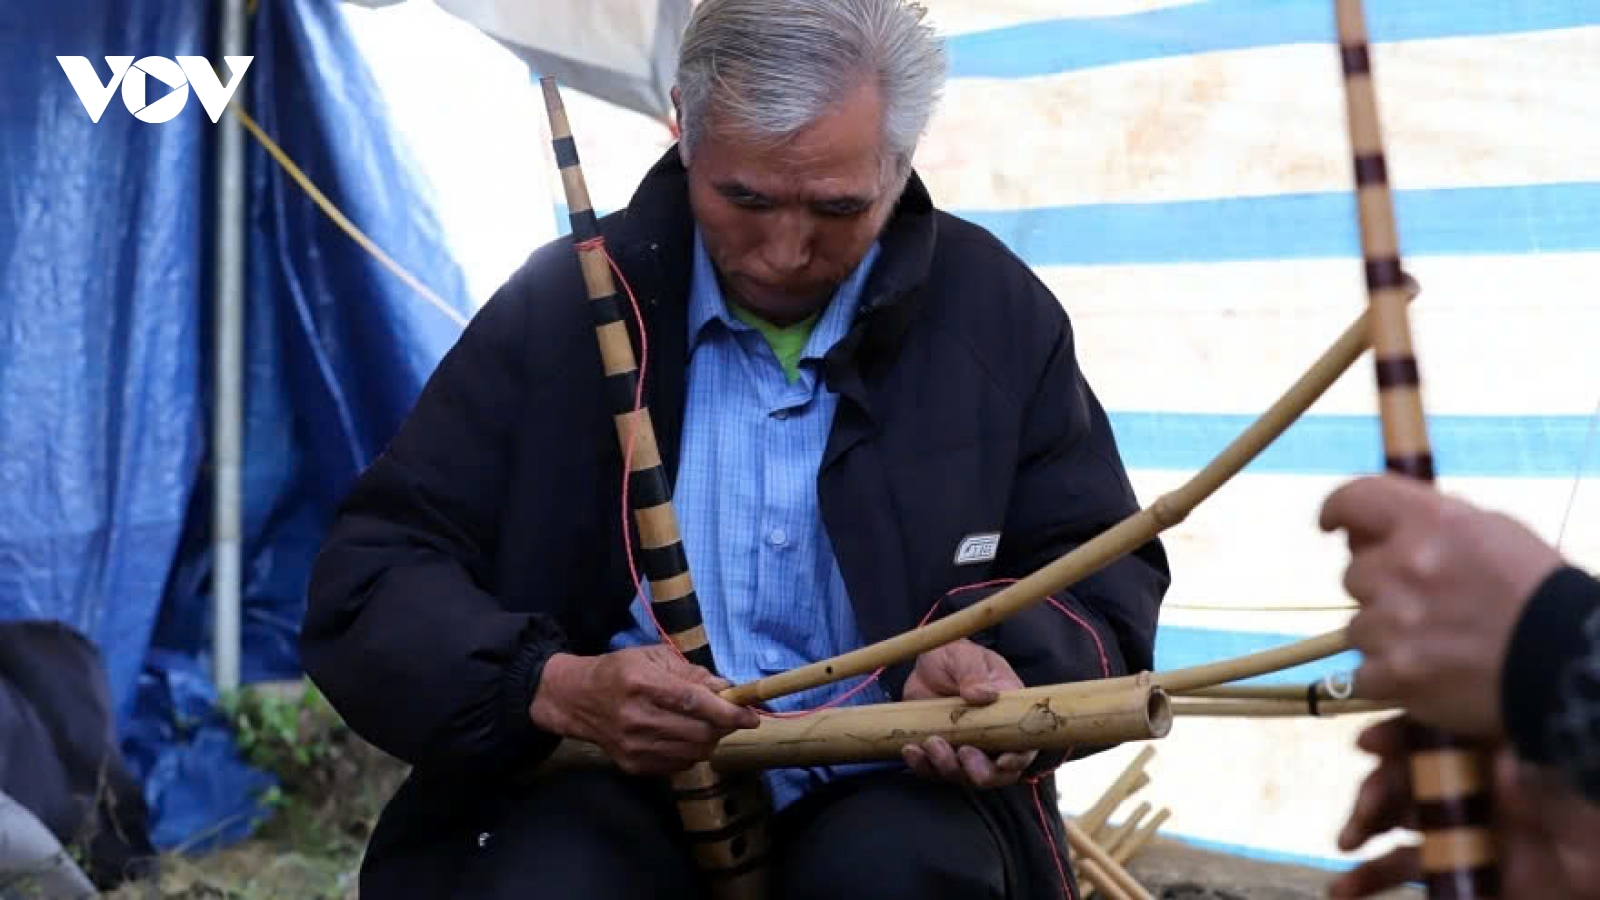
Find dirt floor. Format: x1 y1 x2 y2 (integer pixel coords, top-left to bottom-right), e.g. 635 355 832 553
96 681 1418 900
1127 838 1420 900
103 830 1417 900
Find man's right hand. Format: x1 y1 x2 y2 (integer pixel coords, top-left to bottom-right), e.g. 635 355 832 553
529 645 760 774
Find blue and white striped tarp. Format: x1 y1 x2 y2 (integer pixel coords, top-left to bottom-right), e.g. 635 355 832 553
909 0 1600 869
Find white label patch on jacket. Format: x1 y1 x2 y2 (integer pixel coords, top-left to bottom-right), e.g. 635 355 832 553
953 532 1001 565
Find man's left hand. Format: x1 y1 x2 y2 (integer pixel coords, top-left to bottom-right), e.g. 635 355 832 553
899 639 1037 788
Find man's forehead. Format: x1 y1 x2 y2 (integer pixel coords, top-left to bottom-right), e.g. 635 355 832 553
715 168 880 201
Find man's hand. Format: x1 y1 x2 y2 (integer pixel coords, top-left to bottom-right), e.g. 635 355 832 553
1331 716 1600 899
899 639 1037 788
1318 474 1565 738
529 646 759 775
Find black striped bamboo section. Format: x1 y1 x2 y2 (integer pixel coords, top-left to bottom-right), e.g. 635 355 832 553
539 76 771 900
1333 4 1499 898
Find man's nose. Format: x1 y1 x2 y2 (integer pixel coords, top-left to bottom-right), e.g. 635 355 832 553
757 213 813 274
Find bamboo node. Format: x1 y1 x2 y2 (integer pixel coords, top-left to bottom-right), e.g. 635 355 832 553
1149 493 1189 529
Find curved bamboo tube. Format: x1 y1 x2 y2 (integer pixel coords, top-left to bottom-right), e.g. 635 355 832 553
1152 629 1351 694
540 77 770 899
1173 698 1391 717
722 283 1416 707
534 676 1170 774
1334 4 1499 897
1183 684 1351 700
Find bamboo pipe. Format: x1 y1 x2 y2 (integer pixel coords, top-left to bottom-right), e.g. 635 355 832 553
1334 4 1498 897
535 624 1347 777
533 676 1170 775
722 278 1417 709
1183 683 1353 700
1085 771 1151 844
539 76 771 900
1084 809 1172 900
1153 630 1351 695
1077 858 1136 900
1104 802 1152 856
1172 698 1391 717
1066 818 1154 900
1120 808 1172 863
1081 746 1155 838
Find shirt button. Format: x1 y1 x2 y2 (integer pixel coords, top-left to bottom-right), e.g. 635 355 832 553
772 409 789 420
768 528 788 547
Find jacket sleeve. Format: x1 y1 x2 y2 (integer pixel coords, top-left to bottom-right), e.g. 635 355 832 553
1501 564 1600 804
298 280 569 776
942 305 1172 770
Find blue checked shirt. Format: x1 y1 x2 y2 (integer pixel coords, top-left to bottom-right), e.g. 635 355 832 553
610 229 896 809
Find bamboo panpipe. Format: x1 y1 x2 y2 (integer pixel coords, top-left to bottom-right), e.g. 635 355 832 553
534 675 1170 774
1333 5 1499 897
722 277 1418 709
538 77 772 900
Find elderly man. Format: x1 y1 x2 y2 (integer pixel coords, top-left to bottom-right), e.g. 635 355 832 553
299 1 1169 898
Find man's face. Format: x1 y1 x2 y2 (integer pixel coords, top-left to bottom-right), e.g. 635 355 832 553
681 82 900 325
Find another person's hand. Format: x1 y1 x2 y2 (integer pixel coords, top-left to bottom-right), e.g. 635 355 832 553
1331 716 1600 899
1319 474 1565 738
900 639 1037 788
529 645 759 774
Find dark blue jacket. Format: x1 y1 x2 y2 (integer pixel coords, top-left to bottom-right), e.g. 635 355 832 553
300 150 1171 898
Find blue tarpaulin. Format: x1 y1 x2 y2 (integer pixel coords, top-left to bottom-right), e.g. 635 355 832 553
0 0 472 849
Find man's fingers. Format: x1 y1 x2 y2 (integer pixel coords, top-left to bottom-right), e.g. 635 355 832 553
1328 845 1420 899
663 682 760 731
958 746 996 785
902 744 936 780
910 654 961 701
959 679 1001 706
923 736 963 781
1355 715 1410 757
995 751 1035 773
1319 475 1421 544
1340 758 1411 851
1351 658 1396 705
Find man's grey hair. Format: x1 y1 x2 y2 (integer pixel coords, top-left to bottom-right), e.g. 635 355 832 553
675 0 947 184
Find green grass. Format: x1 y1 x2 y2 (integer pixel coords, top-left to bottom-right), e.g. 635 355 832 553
104 680 409 900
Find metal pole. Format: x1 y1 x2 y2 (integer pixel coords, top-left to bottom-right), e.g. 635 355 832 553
211 0 249 694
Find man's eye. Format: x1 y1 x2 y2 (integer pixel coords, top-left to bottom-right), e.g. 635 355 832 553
725 189 771 209
816 201 867 218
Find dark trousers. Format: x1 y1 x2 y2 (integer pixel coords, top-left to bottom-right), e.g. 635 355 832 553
453 768 1014 899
